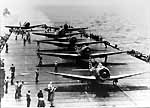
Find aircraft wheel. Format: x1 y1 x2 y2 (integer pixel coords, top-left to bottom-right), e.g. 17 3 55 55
113 79 118 86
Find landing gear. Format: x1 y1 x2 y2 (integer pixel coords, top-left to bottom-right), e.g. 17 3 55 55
104 42 107 49
113 79 118 86
37 41 40 51
104 56 108 64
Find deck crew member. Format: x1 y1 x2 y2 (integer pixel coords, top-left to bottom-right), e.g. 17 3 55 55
23 36 26 46
35 68 39 83
4 76 9 93
147 54 150 62
26 90 31 107
1 59 5 70
15 81 19 99
18 80 23 97
91 58 99 68
26 32 31 44
10 64 15 85
38 56 43 66
5 43 8 53
47 81 56 107
37 90 45 107
54 61 58 72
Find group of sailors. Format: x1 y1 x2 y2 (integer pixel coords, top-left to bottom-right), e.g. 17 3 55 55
0 33 11 52
26 81 56 107
128 49 150 62
15 80 24 99
36 82 56 107
83 32 103 41
2 22 150 108
2 60 56 107
9 28 31 45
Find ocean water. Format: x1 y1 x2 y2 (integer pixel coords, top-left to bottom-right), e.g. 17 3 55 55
36 5 150 54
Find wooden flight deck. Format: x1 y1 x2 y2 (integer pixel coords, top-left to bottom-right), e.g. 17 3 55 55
1 33 150 107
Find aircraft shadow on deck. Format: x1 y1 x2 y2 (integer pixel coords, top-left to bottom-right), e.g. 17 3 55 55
44 83 149 98
37 61 89 68
102 62 127 66
37 61 127 68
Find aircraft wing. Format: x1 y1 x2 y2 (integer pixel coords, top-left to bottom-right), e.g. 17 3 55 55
32 32 56 38
5 25 22 29
5 24 43 29
76 41 105 46
45 26 60 30
65 32 83 37
26 29 44 32
108 72 147 80
41 24 60 30
90 51 127 58
38 52 79 58
37 41 70 47
67 27 88 31
47 72 96 80
47 71 147 82
38 41 102 47
34 38 71 42
27 24 44 29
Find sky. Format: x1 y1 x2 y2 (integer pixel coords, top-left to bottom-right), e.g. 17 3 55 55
0 0 149 8
0 0 149 15
0 0 149 29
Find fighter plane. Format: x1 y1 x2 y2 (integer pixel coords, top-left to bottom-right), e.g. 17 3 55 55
5 22 43 30
37 45 127 63
33 23 87 39
47 60 146 85
35 36 106 50
5 22 44 36
41 23 88 33
33 30 83 39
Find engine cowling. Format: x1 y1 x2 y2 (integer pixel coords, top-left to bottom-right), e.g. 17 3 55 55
69 37 77 45
95 66 110 81
23 22 30 28
58 29 66 36
79 46 91 57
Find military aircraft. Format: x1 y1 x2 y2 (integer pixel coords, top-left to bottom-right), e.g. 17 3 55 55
32 23 88 39
37 45 127 63
35 36 106 50
5 22 44 36
5 22 43 30
47 60 146 85
32 29 83 39
41 23 88 33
